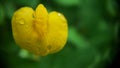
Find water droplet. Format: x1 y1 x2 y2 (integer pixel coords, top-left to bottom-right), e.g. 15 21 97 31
18 19 24 25
57 13 66 22
58 13 61 16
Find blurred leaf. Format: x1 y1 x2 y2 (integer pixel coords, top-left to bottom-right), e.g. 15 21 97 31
88 54 101 68
114 22 119 40
53 0 80 7
0 4 5 25
106 0 116 17
68 26 89 49
19 49 40 61
16 0 39 8
98 20 108 31
19 49 30 59
4 2 15 19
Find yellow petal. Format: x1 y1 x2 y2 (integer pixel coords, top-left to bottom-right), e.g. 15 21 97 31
34 4 48 20
12 6 48 56
33 4 48 40
12 7 40 55
33 4 49 55
47 11 68 54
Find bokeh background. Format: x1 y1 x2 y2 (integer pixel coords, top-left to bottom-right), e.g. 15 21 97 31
0 0 119 68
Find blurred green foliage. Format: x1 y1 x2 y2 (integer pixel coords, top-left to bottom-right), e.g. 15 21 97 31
0 0 118 68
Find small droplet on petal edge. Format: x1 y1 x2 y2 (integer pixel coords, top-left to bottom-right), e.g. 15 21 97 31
57 13 66 22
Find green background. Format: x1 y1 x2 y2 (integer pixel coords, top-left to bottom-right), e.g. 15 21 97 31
0 0 118 68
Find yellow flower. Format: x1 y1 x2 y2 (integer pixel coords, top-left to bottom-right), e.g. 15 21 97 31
11 4 68 56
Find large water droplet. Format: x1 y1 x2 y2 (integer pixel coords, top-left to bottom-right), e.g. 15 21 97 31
18 19 24 25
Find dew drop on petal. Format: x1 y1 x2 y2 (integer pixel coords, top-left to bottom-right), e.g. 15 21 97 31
57 13 66 22
58 13 61 16
18 19 25 25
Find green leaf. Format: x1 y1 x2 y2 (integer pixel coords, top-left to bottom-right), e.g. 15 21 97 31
16 0 39 8
19 49 30 59
106 0 116 17
0 4 5 25
53 0 80 7
4 2 15 19
68 26 89 49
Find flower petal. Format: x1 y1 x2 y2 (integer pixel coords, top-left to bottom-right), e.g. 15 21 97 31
47 11 68 54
